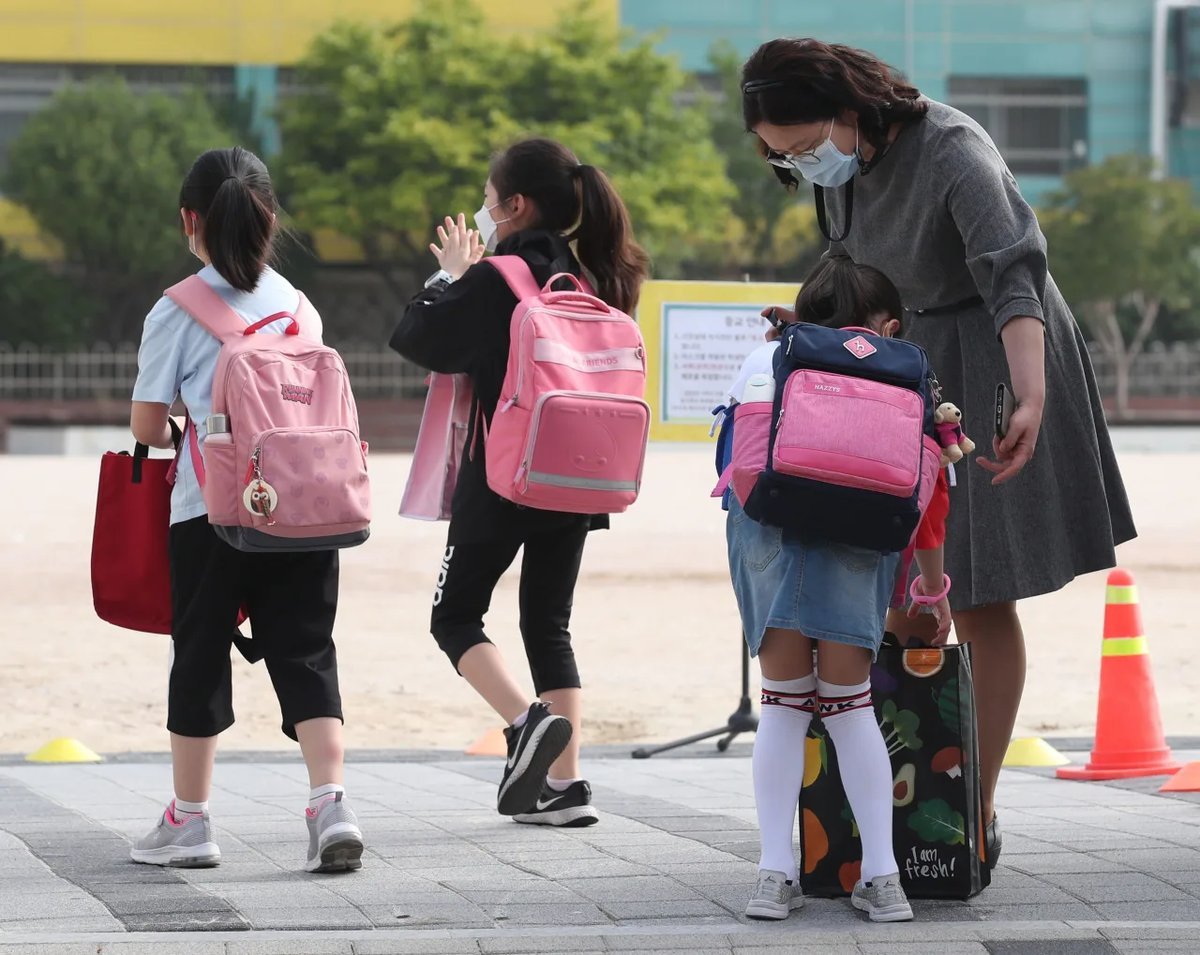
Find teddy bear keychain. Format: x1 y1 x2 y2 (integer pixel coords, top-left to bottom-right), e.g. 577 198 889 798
934 401 976 484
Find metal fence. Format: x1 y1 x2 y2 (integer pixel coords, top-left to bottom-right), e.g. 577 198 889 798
2 341 1199 403
0 342 429 401
1088 341 1200 398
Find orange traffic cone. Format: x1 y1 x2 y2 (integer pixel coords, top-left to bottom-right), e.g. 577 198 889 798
1161 762 1200 793
1058 569 1180 781
465 727 508 756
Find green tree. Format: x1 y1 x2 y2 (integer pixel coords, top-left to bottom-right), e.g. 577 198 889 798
279 0 734 297
1041 155 1200 417
704 41 824 280
0 240 90 347
4 77 232 342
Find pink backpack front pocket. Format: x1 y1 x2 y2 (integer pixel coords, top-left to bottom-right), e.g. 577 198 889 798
501 390 650 514
772 369 924 497
252 427 371 537
730 401 774 506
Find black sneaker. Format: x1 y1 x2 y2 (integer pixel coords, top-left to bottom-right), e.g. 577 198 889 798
497 702 572 816
513 780 599 828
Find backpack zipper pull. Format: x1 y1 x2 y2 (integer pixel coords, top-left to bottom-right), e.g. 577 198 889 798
244 449 259 485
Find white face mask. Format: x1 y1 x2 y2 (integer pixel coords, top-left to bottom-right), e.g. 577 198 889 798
777 120 861 188
184 212 203 262
473 200 511 253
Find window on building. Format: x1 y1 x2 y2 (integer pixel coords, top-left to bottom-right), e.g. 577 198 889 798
0 63 235 177
947 76 1088 176
1168 8 1200 127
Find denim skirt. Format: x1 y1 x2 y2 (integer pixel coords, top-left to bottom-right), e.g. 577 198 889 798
726 497 900 658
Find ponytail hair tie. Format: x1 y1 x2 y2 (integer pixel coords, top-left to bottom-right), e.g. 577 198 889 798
573 163 591 178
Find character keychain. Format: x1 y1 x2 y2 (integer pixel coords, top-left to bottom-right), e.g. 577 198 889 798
243 449 278 524
244 479 278 523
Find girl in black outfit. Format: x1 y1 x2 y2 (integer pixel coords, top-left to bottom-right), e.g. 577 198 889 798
390 138 649 826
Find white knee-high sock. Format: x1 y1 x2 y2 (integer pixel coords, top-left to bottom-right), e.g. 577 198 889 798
818 679 897 884
753 674 816 882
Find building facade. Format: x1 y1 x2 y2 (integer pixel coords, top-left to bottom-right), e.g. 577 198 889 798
622 0 1200 204
0 0 618 253
0 1 1195 215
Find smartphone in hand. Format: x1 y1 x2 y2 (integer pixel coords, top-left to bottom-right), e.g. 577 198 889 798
995 383 1016 438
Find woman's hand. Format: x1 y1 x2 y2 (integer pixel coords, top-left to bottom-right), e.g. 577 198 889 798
429 214 483 280
762 305 795 342
977 400 1043 485
983 316 1046 484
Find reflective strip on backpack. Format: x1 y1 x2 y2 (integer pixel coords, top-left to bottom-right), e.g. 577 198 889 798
527 471 639 492
533 338 644 373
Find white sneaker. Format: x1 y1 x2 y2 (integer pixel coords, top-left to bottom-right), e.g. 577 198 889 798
851 872 913 922
130 802 220 868
745 869 803 920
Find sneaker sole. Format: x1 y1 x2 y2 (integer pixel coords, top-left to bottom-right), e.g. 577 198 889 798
851 895 913 922
745 895 803 920
497 716 572 816
130 843 221 868
512 805 600 827
306 834 364 874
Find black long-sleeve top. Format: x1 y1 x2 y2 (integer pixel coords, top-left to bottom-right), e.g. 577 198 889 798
389 229 608 535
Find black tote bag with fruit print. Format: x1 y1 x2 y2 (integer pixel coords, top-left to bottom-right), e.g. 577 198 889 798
797 637 990 899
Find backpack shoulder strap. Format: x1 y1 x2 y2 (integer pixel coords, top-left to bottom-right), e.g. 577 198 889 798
165 275 248 342
486 255 541 301
293 292 324 342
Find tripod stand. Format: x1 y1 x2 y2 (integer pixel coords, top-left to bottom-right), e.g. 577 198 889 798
631 637 758 758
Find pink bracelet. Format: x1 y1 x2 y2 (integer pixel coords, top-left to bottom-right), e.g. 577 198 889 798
910 573 952 606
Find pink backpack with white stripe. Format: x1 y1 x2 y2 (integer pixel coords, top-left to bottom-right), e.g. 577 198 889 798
482 257 650 514
165 275 371 552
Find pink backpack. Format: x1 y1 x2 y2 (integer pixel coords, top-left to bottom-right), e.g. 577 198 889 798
165 275 371 552
483 257 650 514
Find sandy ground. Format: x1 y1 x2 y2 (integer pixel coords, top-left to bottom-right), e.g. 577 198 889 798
0 443 1195 756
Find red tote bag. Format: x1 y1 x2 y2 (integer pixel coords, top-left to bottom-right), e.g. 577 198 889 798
90 430 179 634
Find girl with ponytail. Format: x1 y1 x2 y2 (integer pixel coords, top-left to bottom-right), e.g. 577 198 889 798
129 147 363 873
390 138 649 828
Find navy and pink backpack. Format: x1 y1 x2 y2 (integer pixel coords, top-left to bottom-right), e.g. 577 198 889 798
715 323 943 553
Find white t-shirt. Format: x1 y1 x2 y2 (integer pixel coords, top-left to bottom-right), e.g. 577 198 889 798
131 265 309 525
727 341 780 404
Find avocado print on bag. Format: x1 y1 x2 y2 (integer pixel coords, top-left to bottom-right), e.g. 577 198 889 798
798 637 991 899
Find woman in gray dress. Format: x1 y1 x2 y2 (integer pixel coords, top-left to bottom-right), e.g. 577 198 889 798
739 38 1136 862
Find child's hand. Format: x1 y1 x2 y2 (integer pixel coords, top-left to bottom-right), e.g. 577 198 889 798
430 214 484 280
762 305 795 342
907 589 952 646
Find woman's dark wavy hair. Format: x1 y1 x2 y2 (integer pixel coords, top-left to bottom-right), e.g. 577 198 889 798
794 255 903 334
741 38 928 189
490 138 649 315
179 146 278 292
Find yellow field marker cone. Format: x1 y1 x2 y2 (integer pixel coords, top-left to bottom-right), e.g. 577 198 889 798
1160 762 1200 793
465 727 508 757
26 738 102 764
1004 736 1070 768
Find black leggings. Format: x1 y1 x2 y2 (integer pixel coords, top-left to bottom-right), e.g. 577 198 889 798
430 517 589 694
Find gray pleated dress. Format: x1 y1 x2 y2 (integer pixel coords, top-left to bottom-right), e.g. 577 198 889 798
820 100 1136 610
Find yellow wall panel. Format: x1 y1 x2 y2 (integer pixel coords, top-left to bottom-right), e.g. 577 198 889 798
2 1 80 14
78 0 234 16
0 0 619 65
0 23 82 62
80 23 241 65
